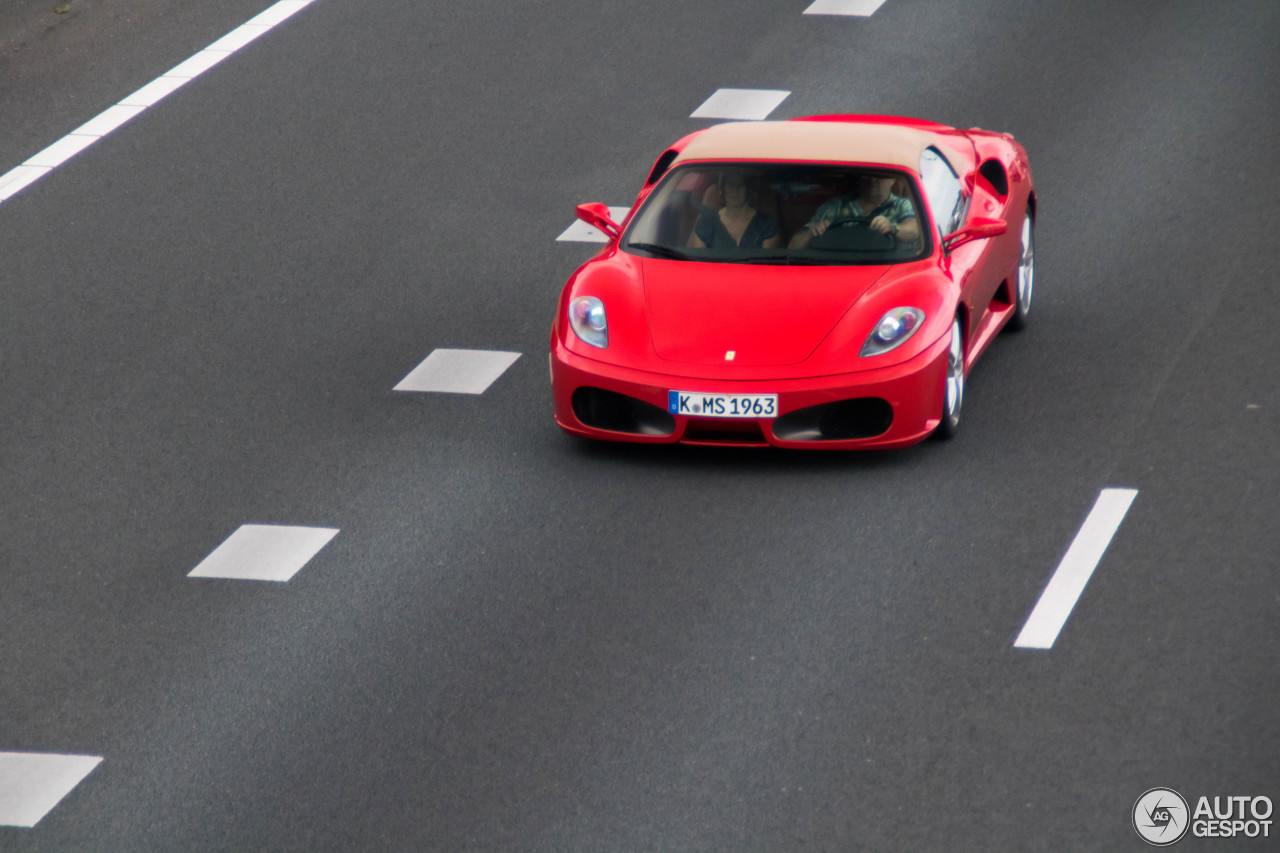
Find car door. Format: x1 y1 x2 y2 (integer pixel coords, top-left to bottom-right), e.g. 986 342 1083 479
967 154 1022 307
918 147 1011 351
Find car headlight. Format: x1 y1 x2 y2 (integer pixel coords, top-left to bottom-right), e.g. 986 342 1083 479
569 296 608 348
860 307 924 356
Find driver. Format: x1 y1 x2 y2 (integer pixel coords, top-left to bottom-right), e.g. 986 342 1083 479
788 174 920 248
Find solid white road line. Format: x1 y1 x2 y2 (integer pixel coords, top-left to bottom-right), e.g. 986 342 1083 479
556 206 631 243
188 524 338 582
0 752 103 828
0 0 318 204
394 348 521 394
803 0 889 15
1014 488 1139 649
690 89 790 121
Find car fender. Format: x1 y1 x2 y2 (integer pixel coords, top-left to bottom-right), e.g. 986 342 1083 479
556 252 654 364
807 266 957 371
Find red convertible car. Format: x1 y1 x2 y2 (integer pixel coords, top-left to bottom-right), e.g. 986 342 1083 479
550 115 1035 449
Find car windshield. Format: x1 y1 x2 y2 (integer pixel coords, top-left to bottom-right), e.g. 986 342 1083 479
622 162 929 265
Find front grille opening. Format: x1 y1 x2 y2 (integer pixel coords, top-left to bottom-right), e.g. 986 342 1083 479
773 398 893 441
572 387 675 436
681 418 767 445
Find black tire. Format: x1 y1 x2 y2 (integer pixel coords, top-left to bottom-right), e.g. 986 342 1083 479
935 315 964 440
1006 209 1034 332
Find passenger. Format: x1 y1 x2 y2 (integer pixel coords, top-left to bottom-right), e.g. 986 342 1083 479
687 171 782 249
788 174 921 248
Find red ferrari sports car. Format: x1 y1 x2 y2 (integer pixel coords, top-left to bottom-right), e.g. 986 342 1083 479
550 115 1035 449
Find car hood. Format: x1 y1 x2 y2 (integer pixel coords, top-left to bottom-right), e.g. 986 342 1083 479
641 259 890 366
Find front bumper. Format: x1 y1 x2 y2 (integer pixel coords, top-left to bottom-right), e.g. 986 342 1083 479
550 334 950 450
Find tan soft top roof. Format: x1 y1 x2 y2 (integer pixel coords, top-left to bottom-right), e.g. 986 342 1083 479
672 120 940 172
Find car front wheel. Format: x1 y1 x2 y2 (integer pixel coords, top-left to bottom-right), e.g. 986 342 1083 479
1007 209 1034 331
935 316 964 440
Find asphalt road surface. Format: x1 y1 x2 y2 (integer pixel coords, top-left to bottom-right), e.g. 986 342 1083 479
2 1 1277 850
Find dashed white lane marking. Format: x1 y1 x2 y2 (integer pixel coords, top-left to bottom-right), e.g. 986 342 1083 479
0 0 318 204
803 0 889 15
188 524 338 582
690 88 790 121
0 752 102 828
1014 488 1139 650
394 348 521 394
556 206 631 243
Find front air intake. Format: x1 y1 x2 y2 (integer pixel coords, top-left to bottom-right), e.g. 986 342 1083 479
772 398 893 441
572 387 676 436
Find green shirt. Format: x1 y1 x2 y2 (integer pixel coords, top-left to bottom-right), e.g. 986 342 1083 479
806 193 916 230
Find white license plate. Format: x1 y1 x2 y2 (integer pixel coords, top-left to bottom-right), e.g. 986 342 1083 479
668 391 777 418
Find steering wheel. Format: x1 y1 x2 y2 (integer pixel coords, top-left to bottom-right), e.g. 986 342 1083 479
812 215 896 250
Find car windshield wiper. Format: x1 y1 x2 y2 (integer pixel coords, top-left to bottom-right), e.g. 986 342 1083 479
625 242 692 261
719 254 830 265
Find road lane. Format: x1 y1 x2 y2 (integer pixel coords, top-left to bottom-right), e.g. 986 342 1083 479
0 0 284 175
1 0 1277 848
1 0 323 204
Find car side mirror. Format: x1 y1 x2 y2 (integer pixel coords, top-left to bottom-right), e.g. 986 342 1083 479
575 203 622 240
943 217 1007 251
